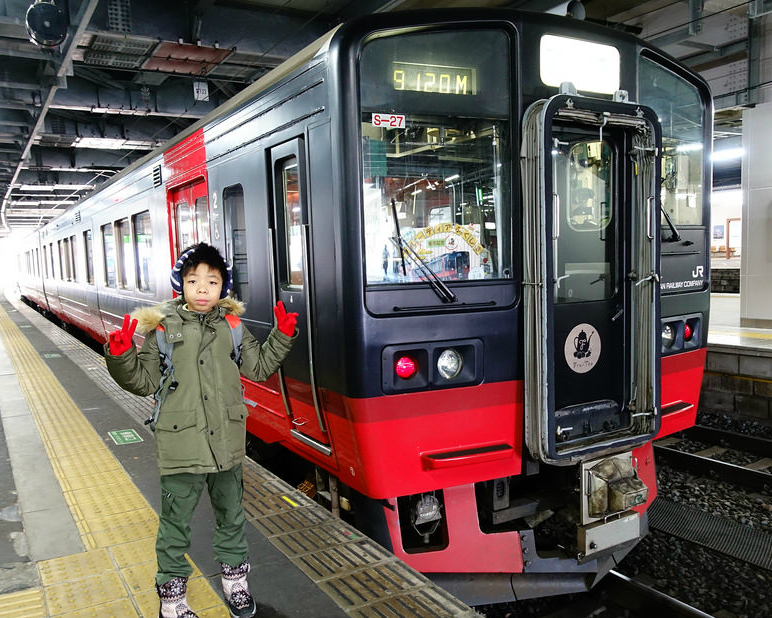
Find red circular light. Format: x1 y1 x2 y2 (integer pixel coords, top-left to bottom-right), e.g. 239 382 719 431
684 323 693 340
395 356 417 379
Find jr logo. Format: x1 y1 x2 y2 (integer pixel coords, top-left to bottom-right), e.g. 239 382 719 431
692 265 704 278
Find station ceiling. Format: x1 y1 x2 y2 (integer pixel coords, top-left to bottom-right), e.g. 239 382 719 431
0 0 756 235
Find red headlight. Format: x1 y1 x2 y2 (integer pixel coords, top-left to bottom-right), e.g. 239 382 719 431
395 356 417 379
684 323 693 340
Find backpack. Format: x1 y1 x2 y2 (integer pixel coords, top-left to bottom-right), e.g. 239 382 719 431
144 313 243 431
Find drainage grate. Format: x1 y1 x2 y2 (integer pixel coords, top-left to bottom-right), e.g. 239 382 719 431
649 497 772 571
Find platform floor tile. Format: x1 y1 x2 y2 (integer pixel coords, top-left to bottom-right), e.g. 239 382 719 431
0 588 46 618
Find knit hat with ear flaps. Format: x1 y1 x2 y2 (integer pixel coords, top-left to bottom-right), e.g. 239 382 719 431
170 244 233 299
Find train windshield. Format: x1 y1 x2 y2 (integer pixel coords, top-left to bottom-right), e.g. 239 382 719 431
638 56 705 226
359 29 512 286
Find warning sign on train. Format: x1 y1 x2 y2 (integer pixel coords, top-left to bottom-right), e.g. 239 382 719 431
564 323 601 374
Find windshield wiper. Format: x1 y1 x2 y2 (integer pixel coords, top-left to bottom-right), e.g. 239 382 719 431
660 204 681 242
389 199 457 303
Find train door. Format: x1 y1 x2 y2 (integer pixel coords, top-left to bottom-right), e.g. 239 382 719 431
267 138 331 456
522 94 661 465
169 179 211 255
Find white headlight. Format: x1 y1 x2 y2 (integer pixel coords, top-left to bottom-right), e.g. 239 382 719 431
662 324 676 347
437 348 462 380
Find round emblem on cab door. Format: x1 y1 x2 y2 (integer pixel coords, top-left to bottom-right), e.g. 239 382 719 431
564 323 601 374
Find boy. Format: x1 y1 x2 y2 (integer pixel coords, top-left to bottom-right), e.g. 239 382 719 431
105 243 297 618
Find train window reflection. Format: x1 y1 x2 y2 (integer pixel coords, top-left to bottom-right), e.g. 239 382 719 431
552 136 616 303
101 223 116 288
361 120 511 284
70 235 78 282
176 200 194 249
639 56 704 226
134 211 154 293
282 159 303 288
223 185 248 302
359 28 511 287
194 196 211 243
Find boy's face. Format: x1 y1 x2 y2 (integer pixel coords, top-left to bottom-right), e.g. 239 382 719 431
182 263 223 313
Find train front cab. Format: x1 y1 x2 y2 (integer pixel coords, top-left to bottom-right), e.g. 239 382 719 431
322 14 712 605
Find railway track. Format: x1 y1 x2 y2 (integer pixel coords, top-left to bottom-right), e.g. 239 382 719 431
525 571 715 618
653 424 772 491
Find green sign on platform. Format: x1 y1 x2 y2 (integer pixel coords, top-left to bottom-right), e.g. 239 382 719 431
108 429 143 445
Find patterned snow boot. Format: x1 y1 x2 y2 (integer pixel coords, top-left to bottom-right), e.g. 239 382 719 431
220 560 257 618
156 576 199 618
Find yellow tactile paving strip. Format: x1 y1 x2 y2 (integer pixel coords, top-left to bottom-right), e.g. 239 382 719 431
0 304 229 617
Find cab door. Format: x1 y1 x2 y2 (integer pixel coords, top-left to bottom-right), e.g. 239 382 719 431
522 94 661 465
268 138 331 456
169 179 211 255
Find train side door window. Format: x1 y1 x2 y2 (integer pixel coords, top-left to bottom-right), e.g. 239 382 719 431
134 211 154 293
194 196 211 244
83 230 94 284
42 245 48 278
35 248 40 278
176 200 194 249
278 157 303 288
49 243 55 278
223 184 248 301
115 217 133 289
101 223 117 287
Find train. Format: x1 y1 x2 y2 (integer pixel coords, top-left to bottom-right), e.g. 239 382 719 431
15 8 711 605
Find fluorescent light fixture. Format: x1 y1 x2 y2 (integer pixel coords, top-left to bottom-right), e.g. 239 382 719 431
19 184 54 191
444 174 460 182
712 147 743 162
411 189 422 195
675 143 702 153
540 34 620 94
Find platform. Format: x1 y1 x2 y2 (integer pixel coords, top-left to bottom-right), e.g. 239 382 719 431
0 293 479 618
708 293 772 352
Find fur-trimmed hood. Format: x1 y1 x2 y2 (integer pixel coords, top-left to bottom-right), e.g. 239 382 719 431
131 296 245 334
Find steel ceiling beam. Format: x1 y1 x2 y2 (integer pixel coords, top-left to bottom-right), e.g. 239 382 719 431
1 0 101 234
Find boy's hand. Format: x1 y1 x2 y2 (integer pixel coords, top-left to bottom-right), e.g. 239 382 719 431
108 314 137 355
273 301 298 337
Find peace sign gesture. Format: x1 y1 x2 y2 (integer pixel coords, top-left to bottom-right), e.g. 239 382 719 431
108 314 138 355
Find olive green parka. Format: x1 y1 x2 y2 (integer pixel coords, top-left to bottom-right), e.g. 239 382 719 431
104 296 295 476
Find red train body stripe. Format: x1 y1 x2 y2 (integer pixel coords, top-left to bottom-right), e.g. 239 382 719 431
659 348 707 437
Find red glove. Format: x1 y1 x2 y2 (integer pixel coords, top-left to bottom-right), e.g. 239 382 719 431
108 314 138 355
273 301 298 337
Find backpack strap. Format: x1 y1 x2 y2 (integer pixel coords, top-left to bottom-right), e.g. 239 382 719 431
145 325 179 431
224 313 243 367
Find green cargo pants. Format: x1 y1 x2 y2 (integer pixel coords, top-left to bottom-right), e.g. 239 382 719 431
156 464 247 586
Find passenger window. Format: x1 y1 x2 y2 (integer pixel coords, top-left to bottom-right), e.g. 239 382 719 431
58 239 68 280
84 230 94 284
49 243 55 278
223 185 248 301
115 218 132 289
134 211 154 292
69 235 78 281
102 223 117 287
43 245 48 278
194 196 211 243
